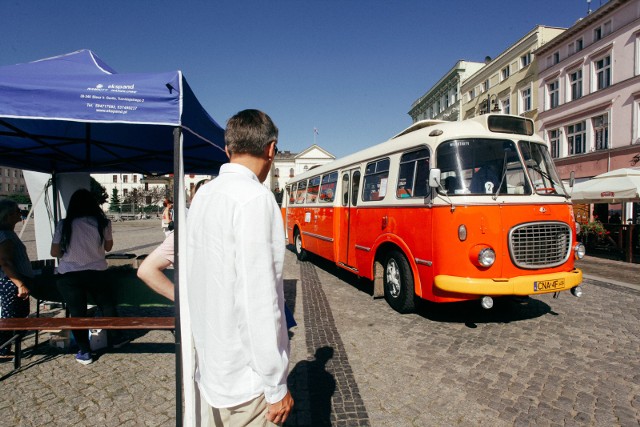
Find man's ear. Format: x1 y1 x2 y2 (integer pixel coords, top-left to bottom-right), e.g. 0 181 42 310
225 146 231 159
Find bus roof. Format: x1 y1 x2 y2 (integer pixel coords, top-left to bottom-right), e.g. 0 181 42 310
286 114 541 185
391 119 447 139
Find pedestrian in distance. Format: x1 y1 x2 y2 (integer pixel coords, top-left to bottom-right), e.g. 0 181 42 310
0 199 34 360
161 199 173 236
186 109 294 426
50 188 127 365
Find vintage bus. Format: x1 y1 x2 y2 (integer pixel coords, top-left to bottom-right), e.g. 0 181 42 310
283 114 585 313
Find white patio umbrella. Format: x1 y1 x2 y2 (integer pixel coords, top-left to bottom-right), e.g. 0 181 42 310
570 168 640 203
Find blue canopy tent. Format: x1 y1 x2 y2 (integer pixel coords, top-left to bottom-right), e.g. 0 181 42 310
0 50 227 426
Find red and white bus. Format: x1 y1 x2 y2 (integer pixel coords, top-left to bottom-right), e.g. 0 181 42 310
283 114 585 313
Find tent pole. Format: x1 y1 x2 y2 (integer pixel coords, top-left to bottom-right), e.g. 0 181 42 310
173 127 183 426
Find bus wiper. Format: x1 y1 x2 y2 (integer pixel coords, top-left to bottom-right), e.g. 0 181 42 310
528 163 568 198
492 153 509 201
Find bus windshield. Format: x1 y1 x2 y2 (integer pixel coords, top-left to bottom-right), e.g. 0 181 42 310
519 140 568 197
436 138 530 196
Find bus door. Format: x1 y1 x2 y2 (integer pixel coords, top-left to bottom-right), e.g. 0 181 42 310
337 168 360 268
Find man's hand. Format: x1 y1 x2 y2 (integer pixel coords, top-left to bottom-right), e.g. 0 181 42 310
266 391 293 425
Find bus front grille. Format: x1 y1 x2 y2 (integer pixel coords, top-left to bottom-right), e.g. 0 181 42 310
509 222 572 269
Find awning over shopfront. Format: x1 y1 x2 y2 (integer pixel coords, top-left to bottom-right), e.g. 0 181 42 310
570 168 640 204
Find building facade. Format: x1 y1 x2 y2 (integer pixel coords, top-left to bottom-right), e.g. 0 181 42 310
268 144 335 192
408 60 485 122
0 166 27 197
461 25 566 121
92 173 213 212
536 0 640 181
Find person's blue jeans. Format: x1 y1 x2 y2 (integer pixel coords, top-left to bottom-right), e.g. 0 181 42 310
56 270 118 353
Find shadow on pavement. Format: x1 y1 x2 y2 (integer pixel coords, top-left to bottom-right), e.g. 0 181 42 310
415 297 552 327
287 346 336 427
287 247 553 327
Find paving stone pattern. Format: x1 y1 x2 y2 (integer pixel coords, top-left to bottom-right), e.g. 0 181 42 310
288 261 370 427
3 219 640 426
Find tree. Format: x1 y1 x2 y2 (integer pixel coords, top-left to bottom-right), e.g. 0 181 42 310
109 188 121 212
90 177 108 205
5 193 31 205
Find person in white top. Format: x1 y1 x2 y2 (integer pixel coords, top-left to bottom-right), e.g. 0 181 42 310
51 189 123 365
187 109 293 426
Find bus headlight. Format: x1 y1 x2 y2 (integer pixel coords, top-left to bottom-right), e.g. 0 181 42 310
470 245 496 268
574 243 586 259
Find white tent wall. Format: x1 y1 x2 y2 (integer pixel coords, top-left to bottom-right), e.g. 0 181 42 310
23 172 89 260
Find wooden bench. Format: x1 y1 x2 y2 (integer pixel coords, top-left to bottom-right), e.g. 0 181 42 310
1 266 175 372
0 316 175 371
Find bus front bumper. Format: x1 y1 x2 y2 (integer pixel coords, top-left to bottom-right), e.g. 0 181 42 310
434 268 583 296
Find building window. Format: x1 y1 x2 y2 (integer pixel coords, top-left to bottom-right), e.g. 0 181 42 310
123 175 128 183
520 53 532 68
483 80 489 92
594 26 602 42
549 129 561 159
112 175 118 183
133 175 138 183
502 97 510 114
289 168 294 178
520 87 531 113
576 38 583 52
123 189 128 197
548 80 559 109
501 66 510 80
636 34 640 76
593 113 609 150
274 168 279 178
595 56 611 90
569 69 583 100
567 121 586 155
553 52 560 65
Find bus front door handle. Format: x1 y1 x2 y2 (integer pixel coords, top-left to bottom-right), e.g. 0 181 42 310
381 215 388 229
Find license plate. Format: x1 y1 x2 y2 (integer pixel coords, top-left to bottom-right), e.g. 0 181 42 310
533 279 566 292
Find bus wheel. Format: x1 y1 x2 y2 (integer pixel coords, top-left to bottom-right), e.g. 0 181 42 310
294 230 308 261
383 250 415 313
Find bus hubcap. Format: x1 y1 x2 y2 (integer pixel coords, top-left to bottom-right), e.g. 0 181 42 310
386 259 401 298
296 235 302 253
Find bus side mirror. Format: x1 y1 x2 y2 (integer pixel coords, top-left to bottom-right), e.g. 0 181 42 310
429 168 441 188
569 171 575 188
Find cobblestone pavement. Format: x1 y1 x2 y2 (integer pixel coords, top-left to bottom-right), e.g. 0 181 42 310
3 219 639 426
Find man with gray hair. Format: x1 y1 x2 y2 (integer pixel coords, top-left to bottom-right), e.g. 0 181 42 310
187 109 293 425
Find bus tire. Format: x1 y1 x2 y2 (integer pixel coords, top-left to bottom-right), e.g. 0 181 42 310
294 230 308 261
383 250 415 313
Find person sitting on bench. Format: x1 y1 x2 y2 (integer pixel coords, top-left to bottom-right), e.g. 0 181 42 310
0 199 34 361
51 189 127 365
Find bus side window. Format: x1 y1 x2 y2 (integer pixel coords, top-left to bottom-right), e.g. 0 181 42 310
397 148 430 198
363 158 390 201
352 171 360 207
306 176 320 203
342 173 349 206
319 171 338 203
288 183 297 204
296 180 307 203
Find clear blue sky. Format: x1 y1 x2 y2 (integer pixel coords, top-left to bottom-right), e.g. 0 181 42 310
1 0 599 158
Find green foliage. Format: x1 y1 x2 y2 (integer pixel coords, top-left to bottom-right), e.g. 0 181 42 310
579 218 609 237
109 188 121 212
4 193 31 205
90 177 108 205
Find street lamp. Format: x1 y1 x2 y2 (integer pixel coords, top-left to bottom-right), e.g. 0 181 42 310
483 94 501 114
